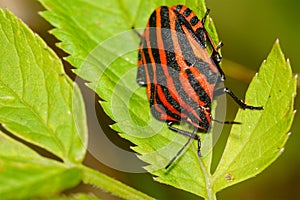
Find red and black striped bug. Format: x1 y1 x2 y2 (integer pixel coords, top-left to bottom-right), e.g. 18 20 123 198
135 5 263 168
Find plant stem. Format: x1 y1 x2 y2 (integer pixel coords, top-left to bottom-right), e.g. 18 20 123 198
198 159 217 200
79 165 155 200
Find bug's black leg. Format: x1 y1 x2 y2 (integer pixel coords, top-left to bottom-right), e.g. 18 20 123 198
201 9 226 81
214 87 264 110
165 136 192 169
201 9 211 24
167 122 199 140
165 122 202 169
216 41 224 50
213 59 226 81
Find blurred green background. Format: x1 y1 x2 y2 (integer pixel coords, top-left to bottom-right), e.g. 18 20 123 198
1 0 299 199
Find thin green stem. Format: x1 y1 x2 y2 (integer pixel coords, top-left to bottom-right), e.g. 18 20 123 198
79 165 155 200
198 159 217 200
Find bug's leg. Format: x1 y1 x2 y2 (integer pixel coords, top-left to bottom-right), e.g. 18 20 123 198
208 39 225 81
201 11 221 58
201 9 220 56
165 136 193 169
166 122 202 169
201 9 211 24
213 58 226 82
214 88 264 110
167 122 200 141
201 10 226 81
216 41 224 50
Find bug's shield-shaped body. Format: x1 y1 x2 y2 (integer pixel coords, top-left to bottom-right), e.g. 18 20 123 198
137 5 219 131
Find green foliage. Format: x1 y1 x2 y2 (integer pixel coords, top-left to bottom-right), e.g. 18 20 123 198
213 40 296 192
45 194 100 200
0 8 154 200
38 0 297 199
0 9 84 198
39 1 220 198
39 0 297 199
0 0 296 199
0 131 82 199
0 9 87 164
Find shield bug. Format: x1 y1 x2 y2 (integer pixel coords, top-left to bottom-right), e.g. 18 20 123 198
135 5 263 168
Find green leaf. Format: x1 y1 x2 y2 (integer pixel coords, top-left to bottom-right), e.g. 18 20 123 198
0 7 155 200
0 9 87 163
212 40 297 192
45 193 100 200
0 131 82 199
39 0 296 199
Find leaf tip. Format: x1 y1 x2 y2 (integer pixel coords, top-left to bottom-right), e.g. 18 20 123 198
275 38 280 44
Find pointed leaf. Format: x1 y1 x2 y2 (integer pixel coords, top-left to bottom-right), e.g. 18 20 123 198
0 9 87 163
213 40 297 191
